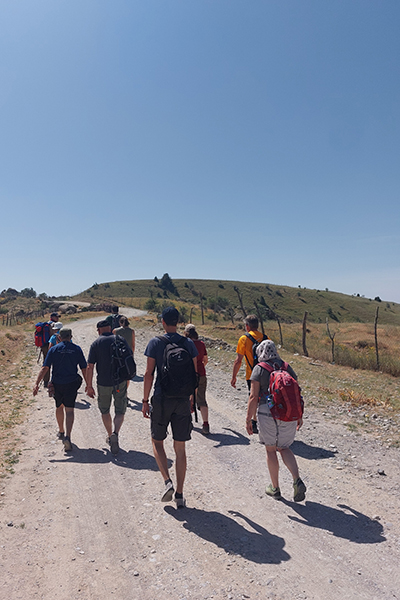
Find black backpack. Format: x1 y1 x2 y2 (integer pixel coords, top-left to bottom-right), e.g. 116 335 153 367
245 333 269 371
111 335 136 385
158 335 198 399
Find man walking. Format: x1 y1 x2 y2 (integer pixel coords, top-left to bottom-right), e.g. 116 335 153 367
41 312 61 388
142 307 198 508
231 314 269 433
86 320 132 455
33 327 88 452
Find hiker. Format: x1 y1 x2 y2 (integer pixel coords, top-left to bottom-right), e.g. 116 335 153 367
246 339 306 502
142 306 198 508
184 324 210 435
48 321 63 348
86 319 133 455
32 328 88 452
231 314 269 433
113 316 135 390
105 305 121 331
41 312 61 388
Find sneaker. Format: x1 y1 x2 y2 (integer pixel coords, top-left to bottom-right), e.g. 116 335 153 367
266 484 281 499
57 431 65 440
161 480 174 502
202 423 210 435
175 496 186 509
251 419 258 434
108 433 120 455
63 436 72 452
293 478 306 502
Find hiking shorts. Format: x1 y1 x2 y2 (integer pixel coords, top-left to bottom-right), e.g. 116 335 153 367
53 380 80 408
257 410 297 449
195 375 207 408
97 381 128 415
150 394 192 442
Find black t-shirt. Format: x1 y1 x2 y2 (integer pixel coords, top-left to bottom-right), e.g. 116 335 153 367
88 332 129 387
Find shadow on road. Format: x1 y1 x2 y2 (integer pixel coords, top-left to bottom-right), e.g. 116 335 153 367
197 427 250 448
165 507 290 564
291 440 336 460
282 499 386 544
49 447 166 471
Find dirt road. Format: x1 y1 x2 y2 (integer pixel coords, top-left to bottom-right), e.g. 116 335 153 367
1 313 400 599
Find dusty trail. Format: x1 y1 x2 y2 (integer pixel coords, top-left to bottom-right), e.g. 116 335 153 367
1 312 400 599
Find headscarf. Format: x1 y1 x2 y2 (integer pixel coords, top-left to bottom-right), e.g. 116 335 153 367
256 339 280 363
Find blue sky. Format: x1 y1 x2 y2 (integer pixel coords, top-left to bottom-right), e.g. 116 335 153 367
1 0 399 302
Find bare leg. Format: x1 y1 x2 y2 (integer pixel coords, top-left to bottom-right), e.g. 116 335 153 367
278 447 300 481
55 405 65 434
65 407 74 438
173 440 187 495
113 413 124 434
265 446 280 489
152 439 169 481
199 406 209 424
101 413 113 437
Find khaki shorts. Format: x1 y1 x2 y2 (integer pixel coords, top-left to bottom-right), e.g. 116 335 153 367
257 409 297 448
97 381 128 415
195 375 207 408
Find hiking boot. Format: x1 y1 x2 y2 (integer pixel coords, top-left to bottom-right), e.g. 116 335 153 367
57 431 65 440
108 433 120 455
266 484 281 499
293 478 306 502
175 496 186 509
161 480 174 502
251 419 258 434
202 423 210 435
63 436 72 452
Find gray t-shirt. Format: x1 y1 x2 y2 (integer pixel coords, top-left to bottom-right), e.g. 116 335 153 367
114 327 134 351
250 359 297 415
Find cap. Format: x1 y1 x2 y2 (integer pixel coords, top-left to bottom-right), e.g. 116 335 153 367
53 321 63 330
184 324 196 333
97 319 111 329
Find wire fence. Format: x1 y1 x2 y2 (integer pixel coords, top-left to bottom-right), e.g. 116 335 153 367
263 311 400 378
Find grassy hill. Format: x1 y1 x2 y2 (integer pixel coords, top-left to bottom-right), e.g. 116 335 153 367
74 276 400 326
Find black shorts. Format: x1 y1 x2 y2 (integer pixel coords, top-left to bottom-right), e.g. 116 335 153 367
53 377 81 408
150 395 192 442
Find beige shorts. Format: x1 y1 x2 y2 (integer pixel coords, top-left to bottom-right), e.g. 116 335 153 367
195 375 207 408
257 409 297 448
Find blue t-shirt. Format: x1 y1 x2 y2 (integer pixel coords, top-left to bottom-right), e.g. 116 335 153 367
88 332 131 387
49 334 60 346
144 332 198 395
44 341 87 385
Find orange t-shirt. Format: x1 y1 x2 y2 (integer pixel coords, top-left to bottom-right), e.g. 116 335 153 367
236 330 268 380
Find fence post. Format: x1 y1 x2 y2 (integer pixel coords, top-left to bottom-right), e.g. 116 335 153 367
302 311 308 357
200 293 205 325
326 317 336 363
277 317 283 347
374 306 380 371
253 300 265 336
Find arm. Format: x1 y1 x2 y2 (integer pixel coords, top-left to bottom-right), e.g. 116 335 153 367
33 366 50 395
231 353 244 388
80 366 89 387
85 363 96 398
203 354 208 367
142 357 156 418
246 380 260 435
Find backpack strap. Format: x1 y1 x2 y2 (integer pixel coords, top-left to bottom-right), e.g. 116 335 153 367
245 333 257 344
258 361 274 373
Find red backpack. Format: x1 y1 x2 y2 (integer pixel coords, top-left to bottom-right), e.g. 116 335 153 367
258 361 304 422
35 322 51 347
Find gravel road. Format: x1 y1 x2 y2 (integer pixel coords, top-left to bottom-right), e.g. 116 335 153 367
1 311 400 600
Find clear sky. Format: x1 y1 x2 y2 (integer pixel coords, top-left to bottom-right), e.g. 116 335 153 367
1 1 399 302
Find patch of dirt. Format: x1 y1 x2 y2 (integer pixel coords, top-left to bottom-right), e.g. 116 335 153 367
1 312 400 599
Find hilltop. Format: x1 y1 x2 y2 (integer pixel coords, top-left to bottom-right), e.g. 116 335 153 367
74 276 400 325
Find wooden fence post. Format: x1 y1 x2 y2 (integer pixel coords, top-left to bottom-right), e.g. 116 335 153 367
200 293 204 325
253 300 265 336
302 311 308 357
277 317 283 347
374 306 380 371
326 317 336 363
